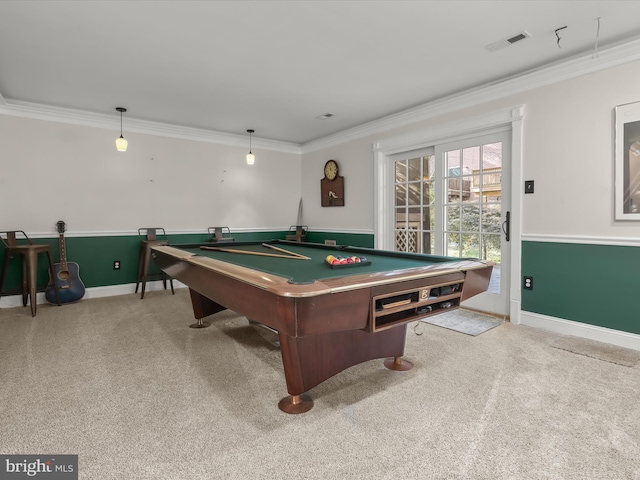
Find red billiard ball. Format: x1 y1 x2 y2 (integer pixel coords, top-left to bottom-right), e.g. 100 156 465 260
347 257 354 263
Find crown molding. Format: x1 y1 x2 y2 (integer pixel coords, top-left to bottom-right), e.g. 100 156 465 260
3 36 640 156
301 36 640 153
0 100 302 155
372 105 524 155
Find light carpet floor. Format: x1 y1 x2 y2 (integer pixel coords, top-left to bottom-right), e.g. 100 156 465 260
1 289 639 479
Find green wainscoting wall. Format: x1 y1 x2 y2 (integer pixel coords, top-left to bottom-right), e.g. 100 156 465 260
522 241 640 335
7 235 637 338
0 230 374 293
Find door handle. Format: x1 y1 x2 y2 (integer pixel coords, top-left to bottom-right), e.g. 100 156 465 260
502 211 510 242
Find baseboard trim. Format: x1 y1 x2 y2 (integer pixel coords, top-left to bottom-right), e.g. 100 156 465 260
0 281 187 309
4 285 639 353
520 311 640 352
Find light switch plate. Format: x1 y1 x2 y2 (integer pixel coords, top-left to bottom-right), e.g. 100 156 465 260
525 180 534 194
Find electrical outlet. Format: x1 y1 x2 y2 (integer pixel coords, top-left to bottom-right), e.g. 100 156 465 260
523 276 533 290
113 260 121 270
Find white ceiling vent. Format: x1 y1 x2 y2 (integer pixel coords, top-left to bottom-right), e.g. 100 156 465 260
485 31 531 52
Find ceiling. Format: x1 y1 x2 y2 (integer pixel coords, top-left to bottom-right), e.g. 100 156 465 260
1 1 640 145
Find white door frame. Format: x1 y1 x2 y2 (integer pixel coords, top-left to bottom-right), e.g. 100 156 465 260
372 105 524 324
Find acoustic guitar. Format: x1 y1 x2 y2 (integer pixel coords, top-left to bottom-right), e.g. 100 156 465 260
45 220 86 304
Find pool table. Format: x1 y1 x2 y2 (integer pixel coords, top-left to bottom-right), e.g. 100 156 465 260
152 240 494 413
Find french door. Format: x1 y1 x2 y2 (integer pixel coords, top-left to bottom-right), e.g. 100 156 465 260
394 131 511 317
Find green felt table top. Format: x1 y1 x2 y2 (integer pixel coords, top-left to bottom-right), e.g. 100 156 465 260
177 241 466 285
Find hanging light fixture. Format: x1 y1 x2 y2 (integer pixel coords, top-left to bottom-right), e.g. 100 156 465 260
115 107 128 152
246 129 255 165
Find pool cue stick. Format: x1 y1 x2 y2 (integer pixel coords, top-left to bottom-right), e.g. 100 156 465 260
296 197 303 226
200 246 309 260
261 243 309 259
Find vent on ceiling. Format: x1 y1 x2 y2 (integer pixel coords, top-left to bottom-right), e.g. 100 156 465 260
485 31 531 52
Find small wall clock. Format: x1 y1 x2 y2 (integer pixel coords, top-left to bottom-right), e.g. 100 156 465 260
321 160 344 207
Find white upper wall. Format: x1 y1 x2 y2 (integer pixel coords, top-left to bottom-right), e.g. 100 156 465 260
301 60 640 240
0 116 302 234
3 55 640 241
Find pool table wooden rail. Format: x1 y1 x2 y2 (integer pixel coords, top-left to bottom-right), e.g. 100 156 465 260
152 245 492 297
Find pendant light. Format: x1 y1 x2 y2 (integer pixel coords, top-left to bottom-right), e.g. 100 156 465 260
115 107 128 152
246 129 255 165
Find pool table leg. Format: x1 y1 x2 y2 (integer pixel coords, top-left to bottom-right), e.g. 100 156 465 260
384 356 413 371
277 325 410 413
278 394 314 414
188 289 227 328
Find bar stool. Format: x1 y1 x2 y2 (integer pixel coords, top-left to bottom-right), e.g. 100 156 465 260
0 230 61 316
206 226 234 243
135 227 175 299
285 225 308 243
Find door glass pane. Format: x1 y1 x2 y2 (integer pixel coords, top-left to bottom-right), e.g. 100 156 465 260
446 150 461 173
483 142 502 169
461 175 476 203
408 157 421 181
423 155 435 179
408 182 420 205
408 207 420 228
446 205 460 231
395 207 406 228
482 172 500 199
461 205 480 233
423 180 434 205
482 204 502 233
423 206 434 230
446 232 460 256
395 184 406 206
448 176 463 200
395 160 406 183
422 231 434 255
461 233 480 258
462 146 479 175
482 234 501 263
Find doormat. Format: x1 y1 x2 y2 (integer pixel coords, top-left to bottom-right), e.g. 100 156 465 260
422 309 504 336
550 336 640 367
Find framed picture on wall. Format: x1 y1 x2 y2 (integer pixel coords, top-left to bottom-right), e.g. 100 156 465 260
615 101 640 220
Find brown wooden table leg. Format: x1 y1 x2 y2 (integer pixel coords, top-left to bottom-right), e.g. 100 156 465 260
384 356 413 371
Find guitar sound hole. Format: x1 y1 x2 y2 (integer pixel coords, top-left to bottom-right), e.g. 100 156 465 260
58 271 70 280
